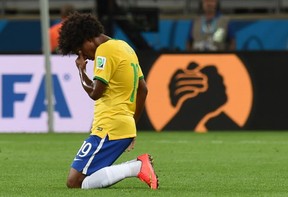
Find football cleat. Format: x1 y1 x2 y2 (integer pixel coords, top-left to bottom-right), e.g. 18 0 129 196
137 153 159 190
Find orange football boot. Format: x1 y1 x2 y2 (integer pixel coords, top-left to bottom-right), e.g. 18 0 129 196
137 153 159 190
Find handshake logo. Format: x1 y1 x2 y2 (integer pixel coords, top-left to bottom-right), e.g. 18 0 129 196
145 54 253 132
165 61 229 131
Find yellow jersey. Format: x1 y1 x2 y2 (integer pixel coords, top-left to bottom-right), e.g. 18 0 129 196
91 39 144 140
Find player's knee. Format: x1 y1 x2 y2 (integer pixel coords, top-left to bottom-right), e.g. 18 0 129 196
66 177 82 188
66 168 85 188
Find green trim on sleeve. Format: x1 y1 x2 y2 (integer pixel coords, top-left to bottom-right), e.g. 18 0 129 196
93 76 108 84
139 76 144 80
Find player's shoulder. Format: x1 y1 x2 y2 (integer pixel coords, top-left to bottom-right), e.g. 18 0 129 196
98 39 118 51
103 39 127 47
98 39 132 55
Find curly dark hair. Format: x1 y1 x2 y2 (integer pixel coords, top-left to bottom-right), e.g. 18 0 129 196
58 12 104 55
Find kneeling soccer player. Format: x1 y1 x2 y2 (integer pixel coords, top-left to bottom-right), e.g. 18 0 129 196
58 12 158 189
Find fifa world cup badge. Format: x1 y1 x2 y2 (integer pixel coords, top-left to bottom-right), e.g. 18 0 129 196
96 56 106 70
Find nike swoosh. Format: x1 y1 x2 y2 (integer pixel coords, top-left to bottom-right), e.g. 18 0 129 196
73 158 82 161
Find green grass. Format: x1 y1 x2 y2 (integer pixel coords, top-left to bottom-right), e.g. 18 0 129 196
1 131 288 197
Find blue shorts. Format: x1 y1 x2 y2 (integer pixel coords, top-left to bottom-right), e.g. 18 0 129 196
71 135 133 176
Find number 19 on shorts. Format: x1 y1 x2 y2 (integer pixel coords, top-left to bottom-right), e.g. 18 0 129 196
76 141 92 157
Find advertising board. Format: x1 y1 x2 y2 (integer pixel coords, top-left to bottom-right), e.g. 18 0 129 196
0 55 94 132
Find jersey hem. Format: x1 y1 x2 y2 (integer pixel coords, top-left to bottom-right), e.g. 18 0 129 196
91 133 136 140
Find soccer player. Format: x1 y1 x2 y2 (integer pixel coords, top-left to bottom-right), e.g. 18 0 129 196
58 12 158 189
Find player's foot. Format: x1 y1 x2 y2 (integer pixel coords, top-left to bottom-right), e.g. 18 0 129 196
137 153 159 190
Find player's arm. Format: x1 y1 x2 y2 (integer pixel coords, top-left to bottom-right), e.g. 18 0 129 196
134 78 148 123
89 79 107 100
76 51 107 100
79 70 106 100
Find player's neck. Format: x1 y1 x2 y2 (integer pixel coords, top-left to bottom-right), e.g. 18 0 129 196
98 34 111 44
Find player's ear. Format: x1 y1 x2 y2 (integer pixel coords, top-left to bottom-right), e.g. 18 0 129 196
88 38 95 43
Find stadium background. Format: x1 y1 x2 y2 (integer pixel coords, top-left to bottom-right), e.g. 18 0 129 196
1 0 288 132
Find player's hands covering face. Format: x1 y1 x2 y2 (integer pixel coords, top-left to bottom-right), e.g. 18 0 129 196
75 50 88 70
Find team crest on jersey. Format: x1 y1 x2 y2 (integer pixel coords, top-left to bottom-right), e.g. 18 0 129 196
96 56 106 70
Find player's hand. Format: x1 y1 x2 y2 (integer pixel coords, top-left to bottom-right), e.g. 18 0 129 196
75 50 87 70
126 138 136 152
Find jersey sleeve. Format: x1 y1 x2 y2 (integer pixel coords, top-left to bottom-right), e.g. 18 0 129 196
138 64 144 80
93 45 115 84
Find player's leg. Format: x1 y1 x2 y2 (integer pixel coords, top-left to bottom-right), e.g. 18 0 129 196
80 138 159 190
66 168 85 188
67 134 134 188
67 134 158 189
66 134 111 188
82 153 159 189
81 158 141 189
80 135 136 188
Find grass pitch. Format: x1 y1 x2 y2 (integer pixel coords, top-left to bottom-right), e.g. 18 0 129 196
1 131 288 197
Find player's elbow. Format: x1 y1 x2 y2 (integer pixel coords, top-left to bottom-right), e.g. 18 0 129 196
89 89 101 100
138 79 148 97
89 93 101 101
142 85 148 98
89 94 97 100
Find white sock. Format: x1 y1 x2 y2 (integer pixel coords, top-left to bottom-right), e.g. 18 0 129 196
81 160 141 189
